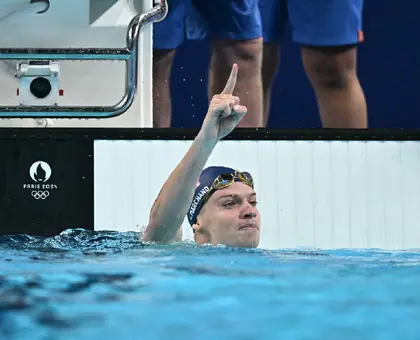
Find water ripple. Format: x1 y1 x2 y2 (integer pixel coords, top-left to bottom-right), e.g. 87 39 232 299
1 229 420 339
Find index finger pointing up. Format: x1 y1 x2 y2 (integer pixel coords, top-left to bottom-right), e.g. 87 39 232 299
221 63 238 95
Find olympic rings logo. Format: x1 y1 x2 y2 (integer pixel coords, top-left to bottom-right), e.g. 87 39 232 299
31 190 50 200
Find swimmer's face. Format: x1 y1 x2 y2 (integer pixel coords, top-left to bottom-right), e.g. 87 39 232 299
194 182 260 248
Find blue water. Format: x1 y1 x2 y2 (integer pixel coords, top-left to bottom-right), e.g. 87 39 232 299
1 229 420 340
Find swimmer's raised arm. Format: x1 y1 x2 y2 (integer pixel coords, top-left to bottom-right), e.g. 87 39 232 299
143 64 247 243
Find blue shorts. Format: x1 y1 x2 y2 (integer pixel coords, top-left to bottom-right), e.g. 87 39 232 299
259 0 364 46
153 0 262 50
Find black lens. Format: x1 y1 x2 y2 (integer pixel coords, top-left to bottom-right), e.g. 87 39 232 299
241 171 253 181
214 173 233 188
219 173 234 182
30 77 52 99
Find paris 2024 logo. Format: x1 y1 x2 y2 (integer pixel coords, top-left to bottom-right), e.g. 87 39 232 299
22 161 58 200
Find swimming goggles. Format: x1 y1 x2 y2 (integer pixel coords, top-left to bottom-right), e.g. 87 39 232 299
202 170 254 205
211 170 254 190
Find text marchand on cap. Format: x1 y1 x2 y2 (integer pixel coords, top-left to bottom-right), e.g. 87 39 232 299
189 186 210 220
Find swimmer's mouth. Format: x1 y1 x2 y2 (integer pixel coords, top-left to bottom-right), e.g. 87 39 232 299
239 223 259 231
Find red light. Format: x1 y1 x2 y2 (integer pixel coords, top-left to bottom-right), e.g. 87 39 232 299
59 89 64 96
17 88 19 96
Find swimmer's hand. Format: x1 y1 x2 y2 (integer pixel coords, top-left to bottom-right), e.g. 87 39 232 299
199 64 247 142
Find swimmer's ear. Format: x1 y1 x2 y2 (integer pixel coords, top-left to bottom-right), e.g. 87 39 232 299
192 222 201 233
192 222 209 244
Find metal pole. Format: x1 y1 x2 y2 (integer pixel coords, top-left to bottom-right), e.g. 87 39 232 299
0 0 167 118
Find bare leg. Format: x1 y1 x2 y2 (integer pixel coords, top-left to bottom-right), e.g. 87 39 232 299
152 49 176 128
261 42 280 126
301 45 367 128
209 38 264 128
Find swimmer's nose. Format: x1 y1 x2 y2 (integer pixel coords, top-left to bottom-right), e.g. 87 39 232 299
243 211 257 219
241 203 257 219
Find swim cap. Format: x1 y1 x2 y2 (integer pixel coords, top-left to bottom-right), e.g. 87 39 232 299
187 166 250 226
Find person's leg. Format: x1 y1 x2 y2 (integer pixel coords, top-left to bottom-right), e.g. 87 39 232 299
152 49 176 127
194 0 264 127
259 0 288 126
290 0 367 128
152 0 188 127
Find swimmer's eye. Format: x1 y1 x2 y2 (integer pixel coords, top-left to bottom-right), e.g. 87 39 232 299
222 201 236 207
222 200 257 208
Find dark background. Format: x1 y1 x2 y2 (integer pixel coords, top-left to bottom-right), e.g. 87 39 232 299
0 139 93 236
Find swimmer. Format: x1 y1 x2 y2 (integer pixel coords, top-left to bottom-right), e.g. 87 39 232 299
143 63 260 248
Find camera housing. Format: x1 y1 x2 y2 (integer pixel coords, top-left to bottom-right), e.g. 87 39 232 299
16 61 62 107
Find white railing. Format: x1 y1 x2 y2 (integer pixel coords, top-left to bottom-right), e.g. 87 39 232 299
0 0 166 126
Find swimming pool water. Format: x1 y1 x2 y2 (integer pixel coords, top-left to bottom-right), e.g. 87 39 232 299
1 229 420 340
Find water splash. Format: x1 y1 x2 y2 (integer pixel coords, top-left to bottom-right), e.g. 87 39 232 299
2 229 420 339
0 228 145 253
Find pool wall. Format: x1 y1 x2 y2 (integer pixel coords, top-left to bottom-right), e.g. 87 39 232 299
1 128 419 250
94 139 420 250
